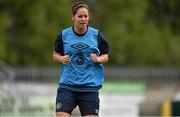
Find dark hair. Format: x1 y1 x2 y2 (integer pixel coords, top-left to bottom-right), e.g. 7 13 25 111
72 1 89 16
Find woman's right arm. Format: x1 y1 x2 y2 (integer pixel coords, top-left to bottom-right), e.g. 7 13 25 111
53 51 63 62
53 51 70 64
53 32 65 64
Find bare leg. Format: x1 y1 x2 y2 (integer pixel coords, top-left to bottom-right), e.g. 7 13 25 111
56 112 71 117
83 115 98 117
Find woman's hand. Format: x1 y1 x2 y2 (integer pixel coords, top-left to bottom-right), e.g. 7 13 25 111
90 53 108 63
53 51 70 64
90 54 99 63
59 55 71 64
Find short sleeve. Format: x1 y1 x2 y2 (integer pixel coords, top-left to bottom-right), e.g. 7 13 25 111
54 32 64 55
98 31 109 55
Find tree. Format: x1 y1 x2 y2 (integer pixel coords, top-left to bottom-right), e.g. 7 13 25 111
0 0 180 66
0 0 72 66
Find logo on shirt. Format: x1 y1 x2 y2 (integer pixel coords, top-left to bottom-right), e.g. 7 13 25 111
71 42 89 65
71 42 89 50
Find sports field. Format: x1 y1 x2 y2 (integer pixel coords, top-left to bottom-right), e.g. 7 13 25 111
0 81 145 116
101 81 145 94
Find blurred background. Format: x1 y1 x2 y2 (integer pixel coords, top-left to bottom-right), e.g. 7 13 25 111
0 0 180 116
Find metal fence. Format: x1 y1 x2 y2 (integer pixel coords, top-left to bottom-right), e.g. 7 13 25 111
14 67 59 82
12 66 180 85
105 67 180 84
0 60 15 82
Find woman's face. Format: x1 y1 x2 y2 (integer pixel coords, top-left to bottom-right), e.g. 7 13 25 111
72 7 89 29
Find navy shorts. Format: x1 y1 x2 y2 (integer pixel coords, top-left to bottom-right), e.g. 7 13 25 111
56 87 100 116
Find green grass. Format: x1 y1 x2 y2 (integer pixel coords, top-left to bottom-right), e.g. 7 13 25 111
100 81 145 94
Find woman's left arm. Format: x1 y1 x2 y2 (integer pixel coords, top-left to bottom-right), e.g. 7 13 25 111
94 31 109 63
91 53 108 63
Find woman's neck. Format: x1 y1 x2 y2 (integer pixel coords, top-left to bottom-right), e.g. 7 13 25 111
74 26 87 35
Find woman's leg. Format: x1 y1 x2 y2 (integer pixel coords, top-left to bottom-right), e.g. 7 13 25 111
83 115 98 117
56 112 71 117
56 88 77 117
78 92 100 117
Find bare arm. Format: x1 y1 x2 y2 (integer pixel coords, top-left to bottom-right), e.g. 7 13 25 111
90 53 108 63
53 51 70 64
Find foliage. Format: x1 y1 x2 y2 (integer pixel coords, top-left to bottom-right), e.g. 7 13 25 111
0 0 180 66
